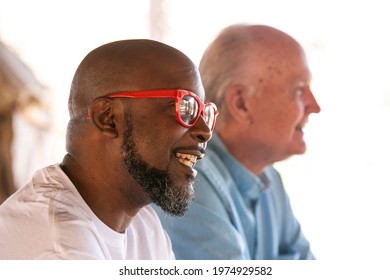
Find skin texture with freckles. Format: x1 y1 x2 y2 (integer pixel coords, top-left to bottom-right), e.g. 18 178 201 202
61 39 212 232
153 24 318 260
200 25 321 175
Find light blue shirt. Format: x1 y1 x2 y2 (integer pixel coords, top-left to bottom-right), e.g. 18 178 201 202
154 133 314 260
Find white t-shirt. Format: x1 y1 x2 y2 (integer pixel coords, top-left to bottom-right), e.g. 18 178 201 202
0 164 175 260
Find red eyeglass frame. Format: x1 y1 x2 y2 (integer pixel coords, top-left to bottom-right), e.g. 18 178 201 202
93 89 218 130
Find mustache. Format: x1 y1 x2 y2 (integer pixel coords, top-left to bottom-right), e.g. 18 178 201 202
175 144 206 154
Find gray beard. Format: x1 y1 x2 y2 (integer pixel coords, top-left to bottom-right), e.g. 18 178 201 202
121 117 193 217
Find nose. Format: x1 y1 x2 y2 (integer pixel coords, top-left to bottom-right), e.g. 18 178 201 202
189 115 213 143
306 89 321 114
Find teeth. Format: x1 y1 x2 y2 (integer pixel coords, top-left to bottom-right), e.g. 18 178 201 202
176 153 198 168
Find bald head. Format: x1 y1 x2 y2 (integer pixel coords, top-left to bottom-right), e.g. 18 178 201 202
199 24 306 108
60 39 212 226
65 39 202 156
69 39 199 119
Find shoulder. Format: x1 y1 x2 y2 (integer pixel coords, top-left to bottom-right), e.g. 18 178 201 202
195 148 237 204
1 165 88 215
196 148 232 184
0 165 99 258
194 154 236 213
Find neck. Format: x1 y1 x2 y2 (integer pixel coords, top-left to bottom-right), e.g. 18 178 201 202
217 130 271 176
60 153 147 233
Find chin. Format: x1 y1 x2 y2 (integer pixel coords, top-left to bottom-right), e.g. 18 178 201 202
287 141 307 156
293 146 307 155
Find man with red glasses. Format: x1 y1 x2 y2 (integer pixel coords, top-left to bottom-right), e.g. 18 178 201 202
155 24 320 259
0 39 216 259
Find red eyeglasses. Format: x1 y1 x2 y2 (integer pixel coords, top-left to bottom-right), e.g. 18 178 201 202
103 89 218 131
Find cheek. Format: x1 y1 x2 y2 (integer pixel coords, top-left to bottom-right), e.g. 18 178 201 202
279 98 305 126
293 100 306 124
130 119 182 167
260 104 303 140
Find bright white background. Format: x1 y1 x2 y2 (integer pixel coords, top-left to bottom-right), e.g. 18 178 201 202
1 0 389 268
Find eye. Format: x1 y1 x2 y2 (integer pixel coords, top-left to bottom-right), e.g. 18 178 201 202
180 96 199 124
294 81 309 98
188 99 198 117
295 88 304 97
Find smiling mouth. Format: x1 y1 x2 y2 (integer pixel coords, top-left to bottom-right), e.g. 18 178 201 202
296 123 306 132
175 153 200 168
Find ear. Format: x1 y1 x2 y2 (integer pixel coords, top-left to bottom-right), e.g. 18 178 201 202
88 98 119 138
224 84 251 122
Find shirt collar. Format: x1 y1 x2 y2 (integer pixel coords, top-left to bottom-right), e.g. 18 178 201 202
209 133 270 201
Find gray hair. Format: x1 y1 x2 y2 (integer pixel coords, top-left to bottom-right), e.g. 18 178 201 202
199 24 257 108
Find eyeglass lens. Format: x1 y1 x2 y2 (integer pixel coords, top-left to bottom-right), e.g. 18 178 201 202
204 105 215 128
180 95 198 124
179 94 215 128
